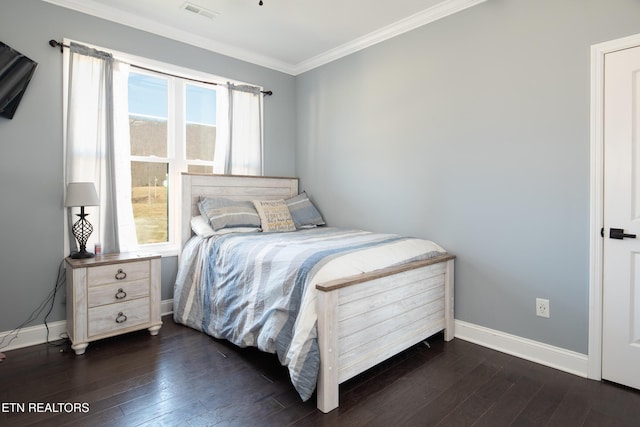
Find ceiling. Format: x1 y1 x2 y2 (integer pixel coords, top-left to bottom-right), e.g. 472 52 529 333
42 0 485 75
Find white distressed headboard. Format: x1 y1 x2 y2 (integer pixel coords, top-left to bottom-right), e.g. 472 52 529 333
181 173 299 247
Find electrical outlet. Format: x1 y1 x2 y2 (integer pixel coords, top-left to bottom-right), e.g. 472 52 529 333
536 298 550 318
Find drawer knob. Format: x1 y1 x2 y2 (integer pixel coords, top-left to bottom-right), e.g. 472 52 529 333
115 288 127 300
115 269 127 280
115 312 128 324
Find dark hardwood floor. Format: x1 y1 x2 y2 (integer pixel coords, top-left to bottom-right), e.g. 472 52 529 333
1 316 639 426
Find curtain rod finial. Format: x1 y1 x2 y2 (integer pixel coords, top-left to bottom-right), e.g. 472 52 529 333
49 39 63 52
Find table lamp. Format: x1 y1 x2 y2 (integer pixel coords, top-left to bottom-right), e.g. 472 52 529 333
65 182 99 259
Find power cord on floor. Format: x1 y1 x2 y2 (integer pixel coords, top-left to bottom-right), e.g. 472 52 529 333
0 260 68 355
43 260 67 345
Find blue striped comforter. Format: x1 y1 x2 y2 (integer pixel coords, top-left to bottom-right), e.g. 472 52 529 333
173 227 445 401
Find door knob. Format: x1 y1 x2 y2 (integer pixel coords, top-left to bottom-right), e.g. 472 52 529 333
610 228 637 240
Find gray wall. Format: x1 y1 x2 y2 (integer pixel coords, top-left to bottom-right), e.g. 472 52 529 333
295 0 640 354
0 0 296 333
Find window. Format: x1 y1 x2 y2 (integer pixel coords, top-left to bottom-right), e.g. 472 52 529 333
128 72 170 245
63 40 264 256
185 83 217 174
128 71 221 247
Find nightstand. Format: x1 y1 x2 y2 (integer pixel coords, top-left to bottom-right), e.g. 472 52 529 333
65 252 162 355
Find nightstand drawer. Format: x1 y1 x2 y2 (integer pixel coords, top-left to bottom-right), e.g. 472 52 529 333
88 260 149 287
88 279 150 308
88 298 150 337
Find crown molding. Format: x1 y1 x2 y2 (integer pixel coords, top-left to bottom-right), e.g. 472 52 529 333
293 0 487 74
42 0 486 76
41 0 298 74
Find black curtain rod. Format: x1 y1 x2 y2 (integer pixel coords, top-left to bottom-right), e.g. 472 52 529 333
48 39 273 96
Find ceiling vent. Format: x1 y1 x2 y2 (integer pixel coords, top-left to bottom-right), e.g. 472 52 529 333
181 2 219 20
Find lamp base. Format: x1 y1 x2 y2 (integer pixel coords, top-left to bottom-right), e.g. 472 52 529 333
70 250 95 259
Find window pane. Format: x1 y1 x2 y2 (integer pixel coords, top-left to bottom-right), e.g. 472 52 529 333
129 73 168 157
131 161 168 244
186 84 216 162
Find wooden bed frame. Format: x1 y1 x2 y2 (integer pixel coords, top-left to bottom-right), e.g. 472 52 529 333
181 173 455 413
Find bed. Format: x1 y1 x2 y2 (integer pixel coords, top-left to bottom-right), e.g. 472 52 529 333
175 173 455 413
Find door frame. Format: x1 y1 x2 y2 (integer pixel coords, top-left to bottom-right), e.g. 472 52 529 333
589 32 640 380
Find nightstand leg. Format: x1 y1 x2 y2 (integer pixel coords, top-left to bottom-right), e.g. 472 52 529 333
72 342 89 355
148 324 162 336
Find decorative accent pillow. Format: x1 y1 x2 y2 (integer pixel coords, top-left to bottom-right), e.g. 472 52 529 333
252 199 297 232
285 191 325 229
198 197 261 231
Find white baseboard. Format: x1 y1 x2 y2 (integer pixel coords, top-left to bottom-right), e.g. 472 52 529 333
2 307 588 379
0 299 174 353
161 299 174 317
0 320 68 353
454 319 589 378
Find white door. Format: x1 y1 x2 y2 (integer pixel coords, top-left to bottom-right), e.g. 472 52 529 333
603 44 640 390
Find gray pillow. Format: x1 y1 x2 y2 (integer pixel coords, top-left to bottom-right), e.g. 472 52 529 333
285 192 325 229
198 197 261 231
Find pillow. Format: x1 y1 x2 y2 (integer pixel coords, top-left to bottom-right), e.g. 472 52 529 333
190 216 260 238
285 192 325 229
252 199 296 232
198 197 261 231
215 227 261 235
190 215 216 238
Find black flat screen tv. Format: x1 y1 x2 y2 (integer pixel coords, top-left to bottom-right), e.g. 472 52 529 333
0 42 37 120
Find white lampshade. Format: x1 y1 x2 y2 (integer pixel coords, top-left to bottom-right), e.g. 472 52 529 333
64 182 99 207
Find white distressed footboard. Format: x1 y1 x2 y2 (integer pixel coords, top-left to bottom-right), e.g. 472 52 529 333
315 254 455 413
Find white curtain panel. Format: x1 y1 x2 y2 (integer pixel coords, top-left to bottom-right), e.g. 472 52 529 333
63 41 137 255
215 83 263 176
112 61 138 251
